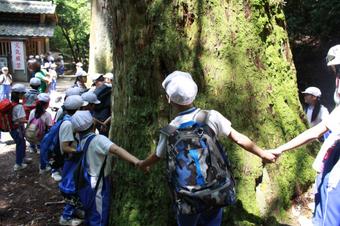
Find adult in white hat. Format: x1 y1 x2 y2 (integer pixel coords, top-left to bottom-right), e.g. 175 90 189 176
103 72 114 86
92 73 112 136
137 71 276 226
48 63 58 92
70 110 140 225
0 66 13 100
27 93 53 153
302 87 329 127
73 70 88 91
326 45 340 106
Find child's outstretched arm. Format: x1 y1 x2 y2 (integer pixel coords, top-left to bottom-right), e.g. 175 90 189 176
270 122 329 157
137 153 160 171
228 127 276 163
109 143 140 166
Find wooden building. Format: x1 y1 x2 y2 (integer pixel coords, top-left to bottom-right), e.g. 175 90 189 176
0 0 56 81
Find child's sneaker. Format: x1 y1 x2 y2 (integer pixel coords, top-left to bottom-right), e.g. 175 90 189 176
59 216 82 226
51 171 62 181
39 165 52 174
74 209 85 219
14 163 27 171
28 146 36 153
24 157 33 163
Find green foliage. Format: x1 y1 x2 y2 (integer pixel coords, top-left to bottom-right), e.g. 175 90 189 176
106 0 315 225
284 0 340 41
50 0 90 62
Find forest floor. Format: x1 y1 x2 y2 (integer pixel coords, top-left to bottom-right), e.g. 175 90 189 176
0 77 76 226
0 76 316 226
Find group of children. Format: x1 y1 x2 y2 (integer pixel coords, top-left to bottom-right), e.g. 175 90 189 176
2 45 339 226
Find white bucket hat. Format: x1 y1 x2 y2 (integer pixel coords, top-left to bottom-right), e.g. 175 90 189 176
12 84 27 93
65 87 82 97
162 71 198 105
1 66 8 73
71 110 93 132
302 87 322 97
30 77 41 86
37 93 50 102
326 45 340 66
104 73 114 80
90 73 104 82
81 91 101 104
64 95 86 110
75 70 88 77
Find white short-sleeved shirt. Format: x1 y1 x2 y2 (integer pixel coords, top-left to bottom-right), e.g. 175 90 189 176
306 105 329 127
0 73 12 85
12 104 26 123
312 106 340 172
156 108 232 158
55 108 64 121
59 119 76 154
28 109 53 128
325 106 340 135
80 133 113 178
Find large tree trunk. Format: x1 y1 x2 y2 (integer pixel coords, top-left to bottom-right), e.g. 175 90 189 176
93 0 316 225
88 0 113 74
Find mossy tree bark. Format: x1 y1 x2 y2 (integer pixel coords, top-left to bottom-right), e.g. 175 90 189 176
101 0 316 225
88 0 113 74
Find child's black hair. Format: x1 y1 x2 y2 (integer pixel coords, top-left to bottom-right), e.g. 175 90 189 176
34 101 48 119
11 92 21 103
79 124 94 137
311 98 321 123
30 84 40 90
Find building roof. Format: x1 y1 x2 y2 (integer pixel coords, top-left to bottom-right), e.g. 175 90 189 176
0 23 55 37
0 0 56 14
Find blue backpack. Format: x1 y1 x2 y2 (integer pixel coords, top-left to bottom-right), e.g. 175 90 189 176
161 110 236 214
39 115 71 169
59 134 107 211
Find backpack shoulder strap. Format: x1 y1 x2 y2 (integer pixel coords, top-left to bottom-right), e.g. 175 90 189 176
95 155 107 192
194 110 217 137
81 134 104 192
82 134 96 153
160 124 177 137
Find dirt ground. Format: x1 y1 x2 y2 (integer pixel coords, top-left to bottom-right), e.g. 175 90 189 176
0 77 76 226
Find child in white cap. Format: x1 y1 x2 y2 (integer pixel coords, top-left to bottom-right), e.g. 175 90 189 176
302 86 329 127
0 66 13 100
326 45 340 106
23 77 41 122
26 93 53 154
58 95 87 225
80 91 100 114
54 87 83 122
138 71 276 226
70 110 140 226
10 84 30 171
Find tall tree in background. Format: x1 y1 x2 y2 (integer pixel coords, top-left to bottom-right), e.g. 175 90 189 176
90 0 316 225
51 0 90 63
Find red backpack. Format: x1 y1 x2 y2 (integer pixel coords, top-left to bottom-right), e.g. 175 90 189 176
0 99 18 132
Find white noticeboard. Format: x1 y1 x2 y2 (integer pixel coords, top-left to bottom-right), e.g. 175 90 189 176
11 41 25 70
